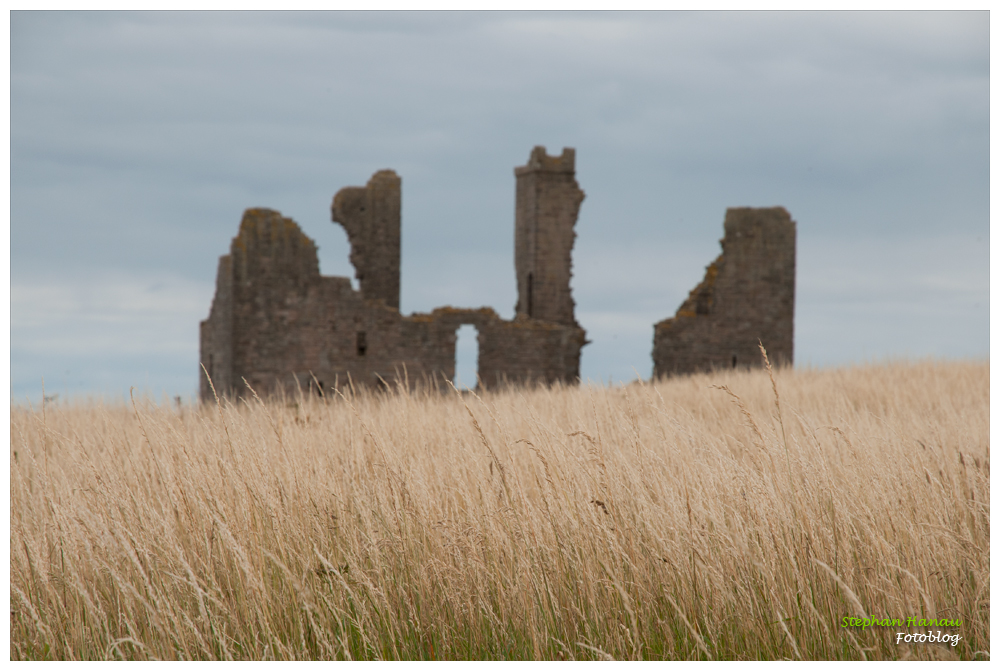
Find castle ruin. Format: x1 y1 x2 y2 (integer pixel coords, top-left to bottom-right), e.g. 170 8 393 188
652 207 796 377
199 146 587 399
200 147 797 399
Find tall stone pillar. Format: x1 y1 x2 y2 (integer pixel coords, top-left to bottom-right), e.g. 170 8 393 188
331 170 402 309
514 146 585 326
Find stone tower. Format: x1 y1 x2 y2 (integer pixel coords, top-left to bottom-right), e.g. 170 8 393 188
652 206 796 377
331 170 402 309
514 146 585 327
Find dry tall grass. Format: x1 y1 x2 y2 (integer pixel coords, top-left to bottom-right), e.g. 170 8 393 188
10 358 989 660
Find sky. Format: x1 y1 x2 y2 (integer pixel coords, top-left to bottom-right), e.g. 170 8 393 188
9 10 990 404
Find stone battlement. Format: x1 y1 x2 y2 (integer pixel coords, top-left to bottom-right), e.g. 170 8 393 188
515 146 576 175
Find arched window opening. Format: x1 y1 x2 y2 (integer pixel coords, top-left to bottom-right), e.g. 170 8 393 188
454 324 479 390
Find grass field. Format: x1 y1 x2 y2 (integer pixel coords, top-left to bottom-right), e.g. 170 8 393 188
10 357 989 660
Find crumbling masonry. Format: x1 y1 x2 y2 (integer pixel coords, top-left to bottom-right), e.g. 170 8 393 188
200 146 587 399
652 207 796 377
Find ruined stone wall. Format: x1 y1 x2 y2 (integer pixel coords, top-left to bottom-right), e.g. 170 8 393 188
479 317 585 387
652 207 796 377
421 307 586 388
227 209 322 393
514 147 585 327
199 255 234 399
331 170 401 309
200 208 457 399
200 209 320 399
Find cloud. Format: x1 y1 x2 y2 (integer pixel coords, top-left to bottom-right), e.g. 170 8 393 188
12 273 213 357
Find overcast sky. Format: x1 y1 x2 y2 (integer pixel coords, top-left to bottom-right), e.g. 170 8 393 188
10 11 989 403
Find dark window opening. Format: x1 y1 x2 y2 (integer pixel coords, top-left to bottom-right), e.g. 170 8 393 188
526 272 533 317
310 379 325 396
356 331 367 356
732 355 738 368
